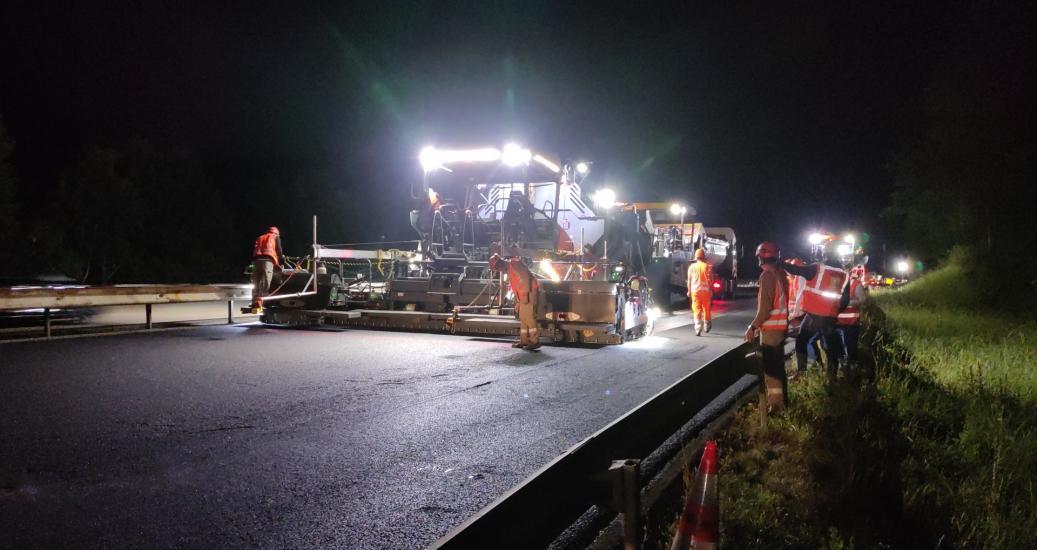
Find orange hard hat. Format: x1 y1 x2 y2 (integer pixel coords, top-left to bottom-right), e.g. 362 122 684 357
268 226 280 235
755 241 779 259
694 248 706 260
789 257 805 266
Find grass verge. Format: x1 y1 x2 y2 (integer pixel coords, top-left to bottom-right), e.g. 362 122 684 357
712 262 1037 549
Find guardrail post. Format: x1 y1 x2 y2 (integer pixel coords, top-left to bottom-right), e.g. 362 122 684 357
145 304 153 329
609 459 642 550
227 300 234 324
44 308 51 338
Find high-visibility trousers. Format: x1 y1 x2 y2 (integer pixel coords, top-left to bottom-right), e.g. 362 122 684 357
517 300 539 345
691 289 712 323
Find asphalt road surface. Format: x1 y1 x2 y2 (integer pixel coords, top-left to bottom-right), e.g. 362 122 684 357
1 298 756 549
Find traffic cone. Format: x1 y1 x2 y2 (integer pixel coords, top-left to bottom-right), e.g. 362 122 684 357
670 440 719 550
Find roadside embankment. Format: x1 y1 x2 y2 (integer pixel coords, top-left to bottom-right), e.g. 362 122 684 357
695 261 1037 549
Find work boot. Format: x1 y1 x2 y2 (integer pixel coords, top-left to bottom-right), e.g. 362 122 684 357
524 341 542 351
705 320 712 333
511 342 525 349
694 323 703 336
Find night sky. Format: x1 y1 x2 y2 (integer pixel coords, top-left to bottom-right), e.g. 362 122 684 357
1 3 955 267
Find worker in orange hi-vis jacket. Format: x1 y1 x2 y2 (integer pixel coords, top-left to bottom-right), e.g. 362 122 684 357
745 241 790 412
488 252 542 351
686 248 713 336
251 226 284 308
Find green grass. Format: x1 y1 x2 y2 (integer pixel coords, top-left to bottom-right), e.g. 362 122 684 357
712 261 1037 549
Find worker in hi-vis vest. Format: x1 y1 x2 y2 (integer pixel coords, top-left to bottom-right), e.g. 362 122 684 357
744 241 790 412
489 252 541 351
686 248 713 336
251 226 284 308
783 253 851 381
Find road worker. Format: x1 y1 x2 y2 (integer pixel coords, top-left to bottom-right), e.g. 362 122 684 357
835 263 868 377
687 248 713 336
488 252 541 351
744 241 789 412
783 253 851 381
251 226 284 309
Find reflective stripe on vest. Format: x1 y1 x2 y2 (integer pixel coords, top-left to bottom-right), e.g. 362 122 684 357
761 272 788 332
837 279 862 325
253 232 280 267
801 264 847 318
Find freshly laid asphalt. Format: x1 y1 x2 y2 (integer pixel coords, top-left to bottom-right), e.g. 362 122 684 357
0 298 755 549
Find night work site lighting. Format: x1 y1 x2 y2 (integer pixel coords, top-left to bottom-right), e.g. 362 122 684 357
501 143 532 167
576 161 590 174
593 188 617 209
419 146 501 172
896 260 910 274
808 232 825 245
669 203 687 216
533 154 560 173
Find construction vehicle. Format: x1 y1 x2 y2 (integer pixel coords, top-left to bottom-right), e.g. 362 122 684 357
613 203 739 308
252 144 657 344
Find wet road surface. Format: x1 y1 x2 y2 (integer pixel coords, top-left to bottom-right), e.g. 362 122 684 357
1 299 755 548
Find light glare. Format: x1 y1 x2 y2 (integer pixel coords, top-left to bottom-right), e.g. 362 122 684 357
593 188 617 209
539 259 562 282
501 143 532 167
533 154 560 173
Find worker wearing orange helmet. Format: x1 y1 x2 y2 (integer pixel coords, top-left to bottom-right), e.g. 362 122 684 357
251 226 284 308
745 241 789 412
783 251 851 381
488 251 541 351
687 248 713 336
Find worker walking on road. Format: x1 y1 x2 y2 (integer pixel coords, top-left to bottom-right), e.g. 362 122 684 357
687 248 713 336
783 253 850 381
744 242 790 412
252 226 284 309
489 252 542 351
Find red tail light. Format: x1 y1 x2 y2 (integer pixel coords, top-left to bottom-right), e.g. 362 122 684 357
712 281 721 289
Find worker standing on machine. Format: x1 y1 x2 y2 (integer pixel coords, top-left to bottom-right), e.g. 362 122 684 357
251 226 284 309
744 241 789 412
488 251 542 351
687 248 713 336
782 253 850 381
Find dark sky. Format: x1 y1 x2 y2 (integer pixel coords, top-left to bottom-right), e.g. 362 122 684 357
1 2 944 260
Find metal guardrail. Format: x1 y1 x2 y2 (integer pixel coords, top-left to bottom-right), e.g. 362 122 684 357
0 284 252 337
432 342 759 549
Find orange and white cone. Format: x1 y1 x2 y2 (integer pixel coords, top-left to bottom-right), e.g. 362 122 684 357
670 440 719 550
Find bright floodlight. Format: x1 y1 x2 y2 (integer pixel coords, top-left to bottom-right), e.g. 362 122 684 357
419 146 440 172
419 146 502 172
593 188 617 209
576 162 590 174
836 243 853 256
808 232 824 245
844 233 856 244
501 143 532 167
896 260 910 274
670 203 682 216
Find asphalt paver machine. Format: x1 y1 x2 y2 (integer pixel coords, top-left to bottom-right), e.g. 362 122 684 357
254 144 657 344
